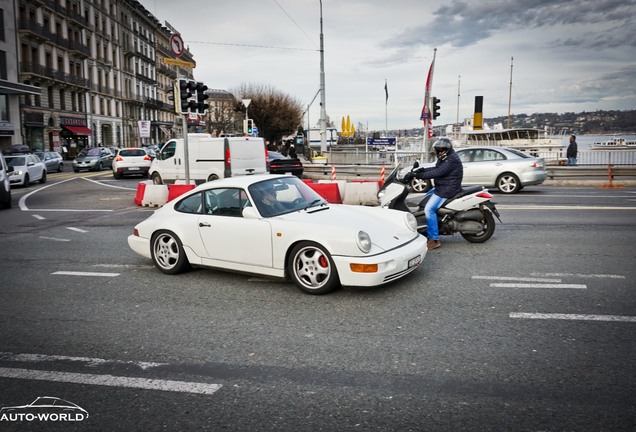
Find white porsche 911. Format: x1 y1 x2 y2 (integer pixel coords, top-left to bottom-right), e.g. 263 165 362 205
128 175 427 295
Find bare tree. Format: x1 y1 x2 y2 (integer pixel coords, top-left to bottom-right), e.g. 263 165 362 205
231 83 304 143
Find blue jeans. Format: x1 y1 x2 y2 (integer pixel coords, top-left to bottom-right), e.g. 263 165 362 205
424 189 445 240
567 157 577 166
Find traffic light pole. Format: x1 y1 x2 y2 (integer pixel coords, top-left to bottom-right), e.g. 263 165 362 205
182 111 190 185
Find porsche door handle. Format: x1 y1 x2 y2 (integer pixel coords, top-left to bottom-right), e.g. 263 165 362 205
199 222 211 227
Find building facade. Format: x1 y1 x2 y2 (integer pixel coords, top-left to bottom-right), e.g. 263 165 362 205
10 0 194 156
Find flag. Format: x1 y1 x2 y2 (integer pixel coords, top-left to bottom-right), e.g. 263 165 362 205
384 79 388 103
420 57 435 121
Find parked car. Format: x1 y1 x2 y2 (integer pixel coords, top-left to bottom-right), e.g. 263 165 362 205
128 174 426 295
410 146 548 194
72 147 114 172
268 151 304 177
0 153 12 209
112 147 152 178
35 151 64 172
4 154 47 187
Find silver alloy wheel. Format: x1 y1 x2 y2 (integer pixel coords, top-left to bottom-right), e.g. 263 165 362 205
497 173 520 193
289 242 339 294
150 231 192 274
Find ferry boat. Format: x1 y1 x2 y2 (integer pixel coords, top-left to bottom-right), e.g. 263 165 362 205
445 120 567 160
590 136 636 150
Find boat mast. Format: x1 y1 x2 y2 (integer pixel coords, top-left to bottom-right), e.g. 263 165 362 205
456 75 461 126
507 56 513 129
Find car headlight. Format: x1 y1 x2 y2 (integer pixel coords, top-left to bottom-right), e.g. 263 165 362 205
405 212 417 231
9 170 22 177
356 230 372 253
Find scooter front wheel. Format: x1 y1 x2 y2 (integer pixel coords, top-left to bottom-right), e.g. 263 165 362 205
461 210 495 243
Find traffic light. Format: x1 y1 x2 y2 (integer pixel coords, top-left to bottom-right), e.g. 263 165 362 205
432 97 441 120
193 82 209 114
177 78 196 114
247 119 254 134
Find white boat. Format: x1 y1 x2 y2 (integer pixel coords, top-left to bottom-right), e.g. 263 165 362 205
446 120 567 160
590 136 636 150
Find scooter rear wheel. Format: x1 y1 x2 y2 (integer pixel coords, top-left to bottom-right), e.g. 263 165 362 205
461 210 495 243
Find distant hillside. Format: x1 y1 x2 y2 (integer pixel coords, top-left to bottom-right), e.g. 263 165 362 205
381 109 636 138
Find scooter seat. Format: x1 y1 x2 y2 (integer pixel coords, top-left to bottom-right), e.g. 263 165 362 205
450 185 484 200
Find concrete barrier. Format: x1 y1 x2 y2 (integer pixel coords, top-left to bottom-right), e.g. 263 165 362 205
168 183 196 202
317 179 347 202
134 180 152 206
342 181 379 206
306 182 342 204
141 184 169 207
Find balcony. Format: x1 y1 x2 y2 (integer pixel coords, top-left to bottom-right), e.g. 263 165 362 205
20 62 90 89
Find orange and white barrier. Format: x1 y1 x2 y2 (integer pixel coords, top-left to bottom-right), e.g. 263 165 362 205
331 165 337 180
380 165 385 186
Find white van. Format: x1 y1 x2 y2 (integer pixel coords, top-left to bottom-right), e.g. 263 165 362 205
149 134 267 185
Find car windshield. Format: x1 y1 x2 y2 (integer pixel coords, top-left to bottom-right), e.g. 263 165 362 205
78 148 101 157
6 157 26 166
248 177 326 217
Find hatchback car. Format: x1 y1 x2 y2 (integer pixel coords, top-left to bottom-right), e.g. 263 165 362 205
73 147 114 172
112 147 152 178
128 174 426 295
410 146 547 194
5 154 47 187
268 151 304 177
35 151 64 172
0 153 12 209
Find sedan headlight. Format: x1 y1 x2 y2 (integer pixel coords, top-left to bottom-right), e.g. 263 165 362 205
405 212 417 231
356 230 372 253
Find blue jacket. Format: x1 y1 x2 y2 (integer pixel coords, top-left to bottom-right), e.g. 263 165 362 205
415 149 463 198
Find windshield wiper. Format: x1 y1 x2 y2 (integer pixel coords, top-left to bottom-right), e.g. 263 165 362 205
304 199 327 211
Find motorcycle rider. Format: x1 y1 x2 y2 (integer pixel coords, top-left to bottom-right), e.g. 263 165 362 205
405 138 463 250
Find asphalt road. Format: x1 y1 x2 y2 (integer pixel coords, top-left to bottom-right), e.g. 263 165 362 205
0 170 635 431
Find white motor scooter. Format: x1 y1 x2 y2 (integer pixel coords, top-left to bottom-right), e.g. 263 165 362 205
378 162 501 243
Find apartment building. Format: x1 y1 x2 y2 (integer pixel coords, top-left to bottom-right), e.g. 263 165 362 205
12 0 194 156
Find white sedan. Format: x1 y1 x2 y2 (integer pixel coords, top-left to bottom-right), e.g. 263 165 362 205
128 175 427 295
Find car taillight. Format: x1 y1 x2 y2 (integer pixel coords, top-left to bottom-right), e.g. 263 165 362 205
116 156 123 161
265 148 269 168
144 155 151 161
225 149 231 167
133 228 139 236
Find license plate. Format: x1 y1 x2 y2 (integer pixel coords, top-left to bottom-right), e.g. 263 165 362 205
128 167 139 171
408 256 421 268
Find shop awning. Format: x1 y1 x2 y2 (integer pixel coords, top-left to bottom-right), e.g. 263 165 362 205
63 126 92 136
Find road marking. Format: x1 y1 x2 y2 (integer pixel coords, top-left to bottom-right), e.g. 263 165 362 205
510 312 636 322
491 283 587 289
0 352 166 370
52 271 119 277
472 275 562 283
82 177 136 191
531 272 625 279
39 236 70 242
0 367 222 395
496 205 636 210
32 214 45 220
67 227 88 233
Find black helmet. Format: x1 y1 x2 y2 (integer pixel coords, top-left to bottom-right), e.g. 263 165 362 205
432 138 453 159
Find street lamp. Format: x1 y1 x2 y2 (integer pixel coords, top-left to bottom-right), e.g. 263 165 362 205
319 0 327 153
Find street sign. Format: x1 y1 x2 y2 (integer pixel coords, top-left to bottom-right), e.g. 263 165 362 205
163 58 195 68
367 137 396 146
252 127 259 136
170 33 184 57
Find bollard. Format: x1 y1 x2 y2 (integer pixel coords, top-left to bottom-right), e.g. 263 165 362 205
380 165 385 186
331 165 337 180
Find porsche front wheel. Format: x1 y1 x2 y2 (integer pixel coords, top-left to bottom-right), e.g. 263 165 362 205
288 242 340 295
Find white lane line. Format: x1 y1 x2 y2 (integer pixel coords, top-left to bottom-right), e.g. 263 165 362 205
52 271 119 277
472 275 562 283
0 367 222 395
66 227 88 233
82 177 136 191
491 283 587 289
0 352 166 370
531 272 625 279
32 214 45 220
39 236 71 242
510 312 636 323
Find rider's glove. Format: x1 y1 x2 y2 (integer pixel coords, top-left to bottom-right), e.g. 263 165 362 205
403 172 415 182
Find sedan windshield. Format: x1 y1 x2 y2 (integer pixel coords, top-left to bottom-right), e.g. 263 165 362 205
248 177 325 217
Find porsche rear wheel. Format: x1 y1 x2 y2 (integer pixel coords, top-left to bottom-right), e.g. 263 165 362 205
151 230 191 274
288 242 340 295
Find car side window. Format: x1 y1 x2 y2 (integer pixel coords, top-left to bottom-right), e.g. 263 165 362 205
483 150 505 161
204 188 249 217
160 142 176 160
458 150 473 163
175 192 203 214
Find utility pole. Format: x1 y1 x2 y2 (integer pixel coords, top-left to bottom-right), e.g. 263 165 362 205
319 0 327 153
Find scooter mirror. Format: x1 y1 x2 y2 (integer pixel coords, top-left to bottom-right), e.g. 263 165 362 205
412 160 420 169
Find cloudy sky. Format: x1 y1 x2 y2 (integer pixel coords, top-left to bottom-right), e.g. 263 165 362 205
150 0 636 132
